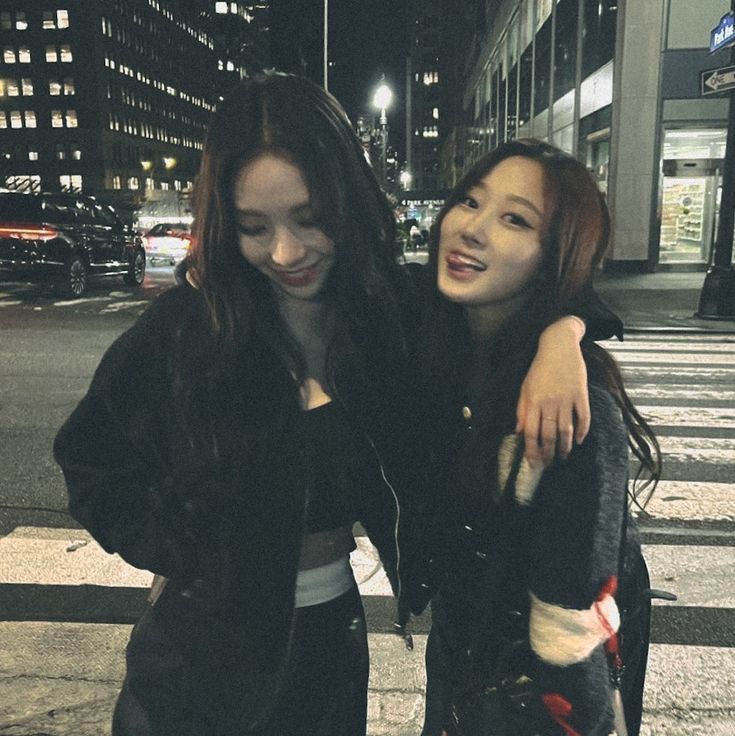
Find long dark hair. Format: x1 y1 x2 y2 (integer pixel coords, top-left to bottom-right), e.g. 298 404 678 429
188 71 406 379
424 139 660 506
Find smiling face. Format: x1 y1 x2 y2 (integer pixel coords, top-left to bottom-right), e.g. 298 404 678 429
437 155 547 321
233 153 335 305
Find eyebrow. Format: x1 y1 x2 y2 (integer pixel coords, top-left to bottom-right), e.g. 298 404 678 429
233 202 314 218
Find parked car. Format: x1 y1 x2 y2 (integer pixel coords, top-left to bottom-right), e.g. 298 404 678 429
0 191 146 298
142 222 192 265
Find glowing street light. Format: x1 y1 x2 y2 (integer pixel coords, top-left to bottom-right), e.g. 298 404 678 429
400 170 412 190
372 77 393 188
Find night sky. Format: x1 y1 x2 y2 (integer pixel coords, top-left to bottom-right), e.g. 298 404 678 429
270 0 408 157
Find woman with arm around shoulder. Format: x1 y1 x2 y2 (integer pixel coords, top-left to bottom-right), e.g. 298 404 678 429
419 139 660 736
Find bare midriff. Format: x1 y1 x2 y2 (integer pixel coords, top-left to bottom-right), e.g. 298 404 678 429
298 526 356 571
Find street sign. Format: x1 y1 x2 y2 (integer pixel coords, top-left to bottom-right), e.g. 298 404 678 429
710 11 735 54
701 65 735 96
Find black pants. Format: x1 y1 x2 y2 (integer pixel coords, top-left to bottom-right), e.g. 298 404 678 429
113 585 369 736
262 584 369 736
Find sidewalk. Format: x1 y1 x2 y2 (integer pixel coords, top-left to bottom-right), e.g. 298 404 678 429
595 269 735 334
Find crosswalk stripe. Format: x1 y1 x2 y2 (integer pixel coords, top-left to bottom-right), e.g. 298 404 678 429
606 341 735 353
605 351 735 364
635 406 735 429
634 480 735 522
621 385 735 402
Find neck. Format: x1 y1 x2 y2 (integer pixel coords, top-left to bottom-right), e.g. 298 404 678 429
276 294 336 381
464 292 528 346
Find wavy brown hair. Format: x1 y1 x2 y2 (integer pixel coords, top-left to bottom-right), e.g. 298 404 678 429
425 139 660 506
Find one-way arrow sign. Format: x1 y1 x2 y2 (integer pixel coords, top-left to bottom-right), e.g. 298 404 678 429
701 65 735 96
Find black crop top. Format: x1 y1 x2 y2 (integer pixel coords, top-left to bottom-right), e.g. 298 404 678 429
297 401 377 534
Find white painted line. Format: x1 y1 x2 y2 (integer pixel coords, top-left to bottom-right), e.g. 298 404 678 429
607 342 735 354
0 527 152 588
645 545 735 608
623 385 735 401
637 480 735 522
608 352 734 365
636 406 735 429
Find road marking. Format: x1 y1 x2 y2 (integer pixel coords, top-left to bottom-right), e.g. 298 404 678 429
636 480 735 522
636 406 735 429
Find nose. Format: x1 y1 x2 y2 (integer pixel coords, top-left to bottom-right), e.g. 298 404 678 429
460 209 490 249
271 227 307 268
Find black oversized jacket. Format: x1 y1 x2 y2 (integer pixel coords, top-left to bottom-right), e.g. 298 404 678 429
53 278 431 733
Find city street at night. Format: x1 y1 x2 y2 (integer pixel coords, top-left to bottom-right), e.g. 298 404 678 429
0 264 734 734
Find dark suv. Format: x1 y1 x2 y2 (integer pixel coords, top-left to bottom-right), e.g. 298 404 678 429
0 191 146 298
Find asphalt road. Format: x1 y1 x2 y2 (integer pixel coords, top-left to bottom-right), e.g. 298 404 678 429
0 265 175 534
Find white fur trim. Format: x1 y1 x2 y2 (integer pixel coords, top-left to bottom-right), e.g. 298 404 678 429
497 434 543 506
529 591 621 666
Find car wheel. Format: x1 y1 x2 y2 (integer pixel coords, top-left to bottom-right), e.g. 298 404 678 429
124 249 146 286
60 256 88 299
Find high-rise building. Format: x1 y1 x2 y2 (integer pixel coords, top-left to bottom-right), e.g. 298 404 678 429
0 0 268 210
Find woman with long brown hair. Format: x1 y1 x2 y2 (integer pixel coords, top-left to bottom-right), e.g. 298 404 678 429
418 139 660 736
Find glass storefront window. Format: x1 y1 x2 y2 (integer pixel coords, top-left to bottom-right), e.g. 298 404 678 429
659 128 727 264
554 0 578 100
534 13 552 115
582 0 617 79
498 38 507 142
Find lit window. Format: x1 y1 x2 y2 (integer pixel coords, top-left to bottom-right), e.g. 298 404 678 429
49 79 61 95
22 78 33 95
432 107 439 120
59 174 83 191
423 71 439 85
4 48 16 64
19 47 31 63
0 79 5 96
24 111 36 128
0 13 10 30
64 78 75 95
7 80 19 96
226 60 235 71
60 45 72 62
0 112 6 128
127 176 139 190
113 175 121 189
42 11 55 29
66 110 77 127
215 1 228 12
56 144 66 160
46 46 58 63
57 10 70 29
15 11 27 30
28 149 38 160
52 110 64 128
70 145 81 160
10 111 22 128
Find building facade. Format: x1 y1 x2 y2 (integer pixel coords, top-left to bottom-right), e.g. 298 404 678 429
0 0 269 219
448 0 734 271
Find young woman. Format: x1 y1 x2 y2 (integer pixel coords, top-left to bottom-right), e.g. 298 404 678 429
418 140 659 736
54 74 613 736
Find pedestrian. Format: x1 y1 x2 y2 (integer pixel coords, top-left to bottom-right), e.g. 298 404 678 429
54 74 612 736
417 139 660 736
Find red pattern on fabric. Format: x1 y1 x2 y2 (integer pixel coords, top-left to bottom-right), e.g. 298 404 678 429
541 693 580 736
595 575 622 670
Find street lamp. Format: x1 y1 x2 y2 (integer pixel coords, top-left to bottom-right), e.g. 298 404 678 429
400 170 412 190
372 78 393 188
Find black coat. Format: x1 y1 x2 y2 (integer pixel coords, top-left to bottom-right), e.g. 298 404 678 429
53 280 431 733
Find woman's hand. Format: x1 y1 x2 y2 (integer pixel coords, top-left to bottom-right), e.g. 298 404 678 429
516 316 590 466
